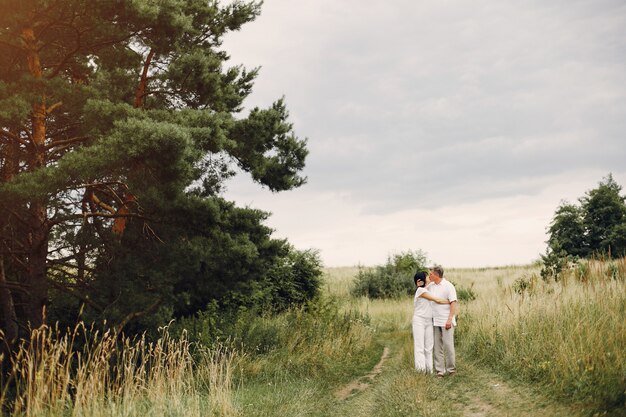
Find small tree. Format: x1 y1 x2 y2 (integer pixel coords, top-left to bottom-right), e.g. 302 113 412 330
543 174 626 280
547 201 586 257
581 174 626 257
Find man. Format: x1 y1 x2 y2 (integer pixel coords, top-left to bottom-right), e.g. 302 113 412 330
427 265 457 376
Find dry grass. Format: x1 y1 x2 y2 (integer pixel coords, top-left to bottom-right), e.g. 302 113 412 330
325 260 626 414
0 323 239 417
455 259 626 412
4 259 623 416
322 266 363 299
324 266 413 332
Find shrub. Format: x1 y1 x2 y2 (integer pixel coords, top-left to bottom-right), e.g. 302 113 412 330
351 250 428 299
540 249 574 282
258 248 324 312
511 274 538 295
451 281 477 302
173 297 377 384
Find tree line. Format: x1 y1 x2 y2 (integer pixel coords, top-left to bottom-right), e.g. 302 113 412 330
0 0 321 343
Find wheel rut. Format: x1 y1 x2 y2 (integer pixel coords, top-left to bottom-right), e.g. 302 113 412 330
335 346 390 401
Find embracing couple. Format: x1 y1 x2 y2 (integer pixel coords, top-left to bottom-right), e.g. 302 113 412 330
412 265 457 377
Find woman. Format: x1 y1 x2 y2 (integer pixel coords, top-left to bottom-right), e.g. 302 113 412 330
412 271 450 373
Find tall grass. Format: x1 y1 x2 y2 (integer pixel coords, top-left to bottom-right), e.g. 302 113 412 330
327 262 625 413
0 294 382 417
322 266 364 299
0 323 238 416
216 299 382 417
456 258 626 413
227 300 378 383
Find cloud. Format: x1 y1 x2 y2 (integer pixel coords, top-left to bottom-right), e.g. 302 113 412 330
222 0 626 266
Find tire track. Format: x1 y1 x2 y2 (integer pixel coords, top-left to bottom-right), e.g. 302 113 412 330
335 346 390 401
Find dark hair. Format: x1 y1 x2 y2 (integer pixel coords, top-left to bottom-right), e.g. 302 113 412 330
414 271 427 286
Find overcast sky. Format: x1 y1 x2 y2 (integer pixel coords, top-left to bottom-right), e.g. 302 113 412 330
221 0 626 268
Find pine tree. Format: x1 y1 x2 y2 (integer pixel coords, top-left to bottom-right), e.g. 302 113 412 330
0 0 312 338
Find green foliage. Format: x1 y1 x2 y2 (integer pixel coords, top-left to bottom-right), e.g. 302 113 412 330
255 248 323 313
547 202 586 257
173 297 375 365
581 174 626 257
539 249 572 282
450 281 477 302
351 250 428 299
543 174 626 281
512 274 538 295
48 204 323 334
606 262 621 281
546 174 626 263
0 0 316 336
173 296 381 416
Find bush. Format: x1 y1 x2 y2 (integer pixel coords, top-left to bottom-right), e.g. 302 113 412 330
540 249 574 282
257 248 324 312
171 248 323 346
450 281 477 302
351 250 428 299
512 274 538 295
172 297 377 381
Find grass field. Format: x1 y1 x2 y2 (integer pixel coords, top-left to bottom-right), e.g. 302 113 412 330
2 260 624 416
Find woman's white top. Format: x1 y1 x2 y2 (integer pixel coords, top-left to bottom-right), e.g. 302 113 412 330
413 287 433 323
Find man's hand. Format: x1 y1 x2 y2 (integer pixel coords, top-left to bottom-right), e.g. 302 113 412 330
445 320 452 330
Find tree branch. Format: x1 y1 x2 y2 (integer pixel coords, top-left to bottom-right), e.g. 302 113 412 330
48 258 96 273
44 25 83 79
45 135 89 150
135 48 155 108
115 297 163 334
0 39 24 51
47 277 103 312
0 204 31 228
48 122 82 138
46 101 63 114
8 253 28 271
50 212 149 226
0 129 30 147
90 193 116 214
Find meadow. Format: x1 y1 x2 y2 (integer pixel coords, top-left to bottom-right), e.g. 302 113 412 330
1 260 624 416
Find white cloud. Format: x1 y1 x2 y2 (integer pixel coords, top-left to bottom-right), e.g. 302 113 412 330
222 0 626 266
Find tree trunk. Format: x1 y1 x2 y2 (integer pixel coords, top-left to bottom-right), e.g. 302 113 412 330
22 27 49 329
1 126 21 340
25 204 48 329
0 257 18 343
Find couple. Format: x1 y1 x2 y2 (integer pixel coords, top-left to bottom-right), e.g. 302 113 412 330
412 265 457 376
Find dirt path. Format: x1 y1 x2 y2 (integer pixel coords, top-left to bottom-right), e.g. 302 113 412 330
335 346 390 401
443 359 579 417
328 332 588 417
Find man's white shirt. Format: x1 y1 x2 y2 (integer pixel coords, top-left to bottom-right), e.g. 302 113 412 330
427 279 457 327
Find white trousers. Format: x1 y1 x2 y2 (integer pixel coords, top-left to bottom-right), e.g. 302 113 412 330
412 318 434 373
